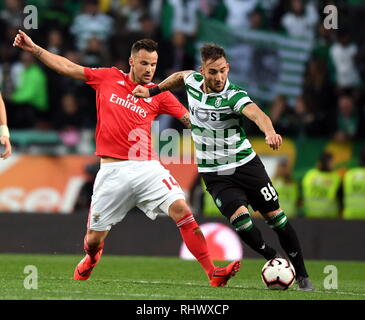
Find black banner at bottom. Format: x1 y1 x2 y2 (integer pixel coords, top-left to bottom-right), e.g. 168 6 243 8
1 300 363 318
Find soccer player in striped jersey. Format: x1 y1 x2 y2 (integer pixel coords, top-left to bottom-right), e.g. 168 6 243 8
133 43 313 291
13 31 240 287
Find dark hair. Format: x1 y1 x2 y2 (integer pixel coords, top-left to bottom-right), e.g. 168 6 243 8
200 43 226 63
131 39 158 55
318 152 333 172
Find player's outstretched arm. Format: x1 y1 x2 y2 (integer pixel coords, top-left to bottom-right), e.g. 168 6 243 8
13 30 86 81
132 70 195 98
242 103 282 150
0 92 12 159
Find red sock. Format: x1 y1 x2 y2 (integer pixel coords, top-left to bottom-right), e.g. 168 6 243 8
177 213 215 277
84 236 104 264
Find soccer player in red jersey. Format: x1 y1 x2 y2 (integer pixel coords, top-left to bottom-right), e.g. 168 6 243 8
13 30 240 286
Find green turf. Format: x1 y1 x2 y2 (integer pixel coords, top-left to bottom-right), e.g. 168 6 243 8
0 254 364 300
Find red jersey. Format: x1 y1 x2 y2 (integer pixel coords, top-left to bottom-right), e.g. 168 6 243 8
84 67 187 160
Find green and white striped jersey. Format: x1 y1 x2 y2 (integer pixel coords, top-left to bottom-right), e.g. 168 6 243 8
184 71 256 172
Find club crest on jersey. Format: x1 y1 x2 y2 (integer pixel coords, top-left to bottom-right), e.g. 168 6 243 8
215 97 222 107
92 213 100 222
144 97 152 103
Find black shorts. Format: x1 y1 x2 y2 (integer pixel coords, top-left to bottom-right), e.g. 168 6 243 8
201 155 280 218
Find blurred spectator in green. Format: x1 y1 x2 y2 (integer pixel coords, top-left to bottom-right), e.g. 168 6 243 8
302 152 342 218
343 149 365 219
223 0 258 29
148 0 206 79
70 0 114 51
281 0 319 41
330 31 361 90
201 0 228 22
115 0 146 33
9 51 48 128
333 94 359 143
272 158 299 218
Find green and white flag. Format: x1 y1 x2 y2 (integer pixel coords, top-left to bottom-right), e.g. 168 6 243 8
197 16 313 105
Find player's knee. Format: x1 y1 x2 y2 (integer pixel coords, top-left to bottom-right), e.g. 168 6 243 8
262 209 288 230
229 205 249 223
168 199 191 222
230 211 254 233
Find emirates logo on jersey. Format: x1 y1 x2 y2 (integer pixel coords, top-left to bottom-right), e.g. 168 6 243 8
109 93 148 118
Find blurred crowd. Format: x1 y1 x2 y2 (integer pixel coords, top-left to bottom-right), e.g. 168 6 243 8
0 0 365 143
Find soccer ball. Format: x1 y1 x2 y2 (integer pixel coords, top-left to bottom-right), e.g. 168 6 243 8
261 258 296 290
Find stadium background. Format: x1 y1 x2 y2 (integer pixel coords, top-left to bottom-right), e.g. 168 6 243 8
0 0 365 261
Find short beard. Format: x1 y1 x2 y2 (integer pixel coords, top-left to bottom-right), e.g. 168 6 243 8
208 84 222 93
131 70 148 85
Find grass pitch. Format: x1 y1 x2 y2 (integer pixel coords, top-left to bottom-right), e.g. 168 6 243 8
0 254 364 300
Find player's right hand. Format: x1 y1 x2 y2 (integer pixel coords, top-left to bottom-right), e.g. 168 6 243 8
13 30 36 53
265 133 282 151
132 85 150 98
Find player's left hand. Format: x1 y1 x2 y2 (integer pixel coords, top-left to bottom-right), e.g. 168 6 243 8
265 133 282 151
132 85 150 98
0 136 12 159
